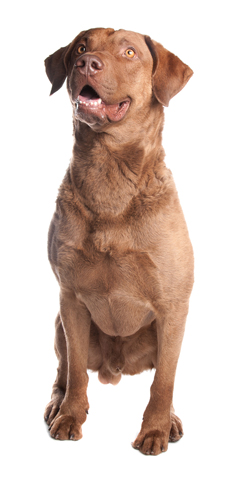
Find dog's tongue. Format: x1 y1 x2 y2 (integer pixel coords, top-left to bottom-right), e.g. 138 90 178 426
80 88 99 102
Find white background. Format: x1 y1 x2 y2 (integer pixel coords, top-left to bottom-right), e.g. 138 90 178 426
1 0 249 476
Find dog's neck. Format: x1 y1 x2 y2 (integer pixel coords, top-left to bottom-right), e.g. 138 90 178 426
70 107 166 217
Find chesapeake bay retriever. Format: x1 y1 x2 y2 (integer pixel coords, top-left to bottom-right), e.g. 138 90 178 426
44 28 194 455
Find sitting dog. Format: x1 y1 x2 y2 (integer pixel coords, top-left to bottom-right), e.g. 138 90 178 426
44 28 194 455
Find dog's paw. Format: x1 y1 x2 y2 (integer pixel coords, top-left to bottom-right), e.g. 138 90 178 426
132 429 169 455
132 413 183 455
169 412 183 442
49 414 83 441
44 392 64 426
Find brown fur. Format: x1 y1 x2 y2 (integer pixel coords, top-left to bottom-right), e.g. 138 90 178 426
44 28 194 455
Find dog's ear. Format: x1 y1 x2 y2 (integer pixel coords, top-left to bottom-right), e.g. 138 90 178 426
145 36 193 107
45 45 70 96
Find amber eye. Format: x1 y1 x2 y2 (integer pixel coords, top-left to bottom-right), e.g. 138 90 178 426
125 48 135 58
77 45 86 54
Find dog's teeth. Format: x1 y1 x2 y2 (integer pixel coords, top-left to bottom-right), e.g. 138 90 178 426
97 99 102 104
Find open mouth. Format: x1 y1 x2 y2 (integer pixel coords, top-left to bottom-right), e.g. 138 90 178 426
75 85 130 122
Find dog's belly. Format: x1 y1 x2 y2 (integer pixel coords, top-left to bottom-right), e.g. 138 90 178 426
74 250 160 337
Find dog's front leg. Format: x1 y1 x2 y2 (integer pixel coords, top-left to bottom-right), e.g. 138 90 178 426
49 290 91 441
133 300 189 455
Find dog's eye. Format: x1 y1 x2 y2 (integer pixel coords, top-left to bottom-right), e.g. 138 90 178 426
77 45 86 54
125 49 135 58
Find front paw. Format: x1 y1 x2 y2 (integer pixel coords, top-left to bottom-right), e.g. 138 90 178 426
132 412 183 455
49 414 83 441
132 429 169 455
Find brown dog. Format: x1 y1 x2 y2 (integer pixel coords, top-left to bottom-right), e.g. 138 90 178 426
44 28 194 455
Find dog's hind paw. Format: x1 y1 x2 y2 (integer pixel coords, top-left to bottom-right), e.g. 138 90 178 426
169 412 183 442
44 389 65 426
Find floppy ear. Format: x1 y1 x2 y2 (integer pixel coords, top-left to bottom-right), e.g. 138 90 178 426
145 36 193 107
45 46 69 96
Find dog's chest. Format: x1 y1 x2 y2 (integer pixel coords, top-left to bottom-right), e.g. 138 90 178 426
72 248 161 337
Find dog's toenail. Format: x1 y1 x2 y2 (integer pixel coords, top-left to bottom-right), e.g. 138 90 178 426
86 410 89 414
70 434 75 440
55 434 59 439
132 442 140 449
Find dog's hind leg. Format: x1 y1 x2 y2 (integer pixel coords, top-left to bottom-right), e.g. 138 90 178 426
44 313 67 426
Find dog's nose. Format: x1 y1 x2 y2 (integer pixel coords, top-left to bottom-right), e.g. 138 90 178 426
75 54 104 76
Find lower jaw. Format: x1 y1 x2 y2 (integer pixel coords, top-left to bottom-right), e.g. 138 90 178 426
75 107 108 129
75 100 130 125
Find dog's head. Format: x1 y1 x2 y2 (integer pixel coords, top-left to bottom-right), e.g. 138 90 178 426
45 28 193 130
